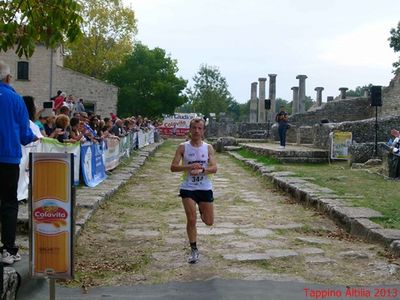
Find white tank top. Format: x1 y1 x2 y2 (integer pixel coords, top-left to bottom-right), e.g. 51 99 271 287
180 141 213 191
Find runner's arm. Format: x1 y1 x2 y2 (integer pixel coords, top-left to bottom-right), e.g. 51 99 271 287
204 144 217 174
170 144 202 172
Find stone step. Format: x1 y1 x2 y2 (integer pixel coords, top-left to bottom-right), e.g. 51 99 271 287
239 145 330 163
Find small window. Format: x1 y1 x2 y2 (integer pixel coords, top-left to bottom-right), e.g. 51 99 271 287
17 61 29 80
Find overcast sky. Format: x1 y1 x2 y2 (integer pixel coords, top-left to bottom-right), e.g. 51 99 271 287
123 0 400 104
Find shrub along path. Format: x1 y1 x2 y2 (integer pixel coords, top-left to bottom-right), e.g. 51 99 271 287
69 140 400 289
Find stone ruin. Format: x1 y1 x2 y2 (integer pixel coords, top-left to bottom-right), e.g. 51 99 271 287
207 72 400 163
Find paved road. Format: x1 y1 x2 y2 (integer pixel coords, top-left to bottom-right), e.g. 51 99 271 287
21 140 400 299
26 278 400 300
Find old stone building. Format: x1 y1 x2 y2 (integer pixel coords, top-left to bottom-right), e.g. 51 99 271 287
0 45 118 117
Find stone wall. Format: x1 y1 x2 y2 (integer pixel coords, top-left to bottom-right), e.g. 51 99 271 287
0 45 58 101
382 73 400 115
55 66 118 118
311 115 400 150
288 97 373 126
238 123 270 137
0 45 118 117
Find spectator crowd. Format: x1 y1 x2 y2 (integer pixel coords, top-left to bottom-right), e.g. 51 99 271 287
27 90 159 145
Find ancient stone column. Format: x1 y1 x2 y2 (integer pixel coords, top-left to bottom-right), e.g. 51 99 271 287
363 89 369 98
339 87 348 99
291 86 299 114
258 77 267 123
268 74 277 122
327 96 334 102
249 82 258 123
314 87 324 107
296 75 308 113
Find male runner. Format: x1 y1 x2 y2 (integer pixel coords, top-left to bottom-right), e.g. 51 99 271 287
170 117 217 263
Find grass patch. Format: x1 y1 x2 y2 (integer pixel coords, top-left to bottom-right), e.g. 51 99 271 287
233 149 400 229
280 161 400 228
237 148 281 165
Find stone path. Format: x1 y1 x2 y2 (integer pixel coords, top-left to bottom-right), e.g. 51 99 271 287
72 140 400 287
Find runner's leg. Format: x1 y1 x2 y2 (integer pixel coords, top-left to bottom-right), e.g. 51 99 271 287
182 198 197 243
198 202 214 226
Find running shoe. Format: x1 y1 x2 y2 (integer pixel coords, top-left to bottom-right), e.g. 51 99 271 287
188 248 199 264
2 250 15 265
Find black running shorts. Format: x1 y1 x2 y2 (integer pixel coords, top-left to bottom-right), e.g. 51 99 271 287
179 189 214 203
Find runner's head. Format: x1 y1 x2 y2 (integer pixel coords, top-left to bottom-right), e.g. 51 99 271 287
189 117 205 140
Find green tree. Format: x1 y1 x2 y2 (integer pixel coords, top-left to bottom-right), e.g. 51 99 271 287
346 84 372 97
275 98 290 114
389 21 400 72
187 64 236 120
106 43 187 118
0 0 82 57
238 101 250 122
64 0 137 79
304 96 315 111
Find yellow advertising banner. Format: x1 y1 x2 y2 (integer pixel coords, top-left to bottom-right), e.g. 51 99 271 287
29 153 74 279
330 131 353 160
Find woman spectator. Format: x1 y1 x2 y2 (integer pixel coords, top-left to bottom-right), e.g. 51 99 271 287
34 116 47 137
69 117 85 143
54 114 70 143
44 115 57 138
22 96 43 139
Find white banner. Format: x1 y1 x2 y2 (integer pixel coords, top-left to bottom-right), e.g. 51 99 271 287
104 137 120 171
40 138 81 185
158 113 198 137
18 121 43 201
18 141 42 201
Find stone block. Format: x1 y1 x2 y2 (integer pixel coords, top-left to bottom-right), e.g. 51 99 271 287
298 248 325 256
216 137 238 152
258 166 275 174
2 267 20 300
223 249 298 262
329 206 382 231
239 228 274 238
350 218 382 239
296 237 333 245
266 223 304 230
75 207 93 227
367 229 400 246
338 250 369 259
390 240 400 257
76 195 102 209
305 257 336 264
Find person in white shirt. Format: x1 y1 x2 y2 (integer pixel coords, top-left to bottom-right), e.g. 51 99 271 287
170 117 217 264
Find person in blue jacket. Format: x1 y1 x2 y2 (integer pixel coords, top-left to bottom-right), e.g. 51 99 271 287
0 61 38 265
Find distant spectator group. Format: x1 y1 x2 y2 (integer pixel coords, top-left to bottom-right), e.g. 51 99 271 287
25 89 159 145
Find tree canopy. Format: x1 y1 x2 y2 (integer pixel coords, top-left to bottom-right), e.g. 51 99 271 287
106 43 187 118
389 21 400 72
186 64 240 120
64 0 137 79
0 0 82 57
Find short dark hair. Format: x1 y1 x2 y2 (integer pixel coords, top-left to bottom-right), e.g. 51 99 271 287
22 95 36 121
189 117 205 129
70 117 80 127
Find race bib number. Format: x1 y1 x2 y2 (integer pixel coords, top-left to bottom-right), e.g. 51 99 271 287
191 175 204 183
